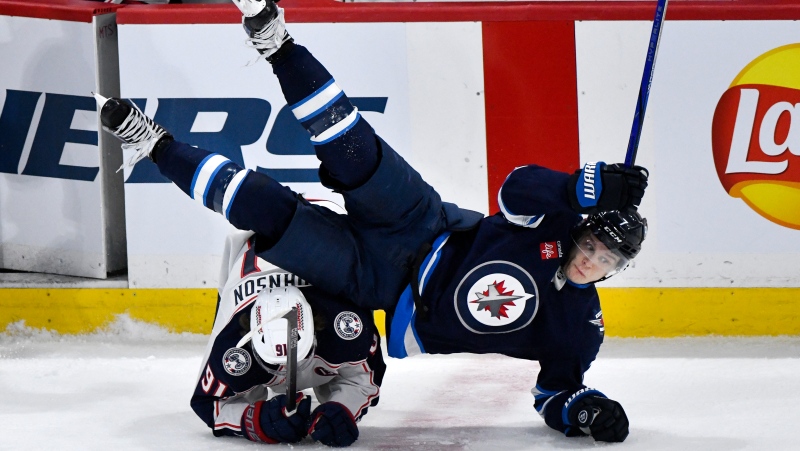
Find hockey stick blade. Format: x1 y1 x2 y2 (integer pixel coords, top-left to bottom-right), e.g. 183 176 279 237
282 307 299 414
624 0 669 167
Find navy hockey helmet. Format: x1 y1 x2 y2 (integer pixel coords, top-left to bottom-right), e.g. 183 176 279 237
571 210 648 264
563 210 647 284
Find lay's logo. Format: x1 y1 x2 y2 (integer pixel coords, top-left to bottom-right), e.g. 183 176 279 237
712 44 800 230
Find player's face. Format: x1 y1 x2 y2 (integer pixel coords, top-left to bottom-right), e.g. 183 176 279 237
565 233 622 285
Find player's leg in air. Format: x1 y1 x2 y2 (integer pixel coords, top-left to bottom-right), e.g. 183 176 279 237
95 0 476 310
231 0 468 305
236 0 461 234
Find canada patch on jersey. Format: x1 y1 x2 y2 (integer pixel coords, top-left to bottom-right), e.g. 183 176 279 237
454 261 539 334
222 347 252 376
539 241 563 260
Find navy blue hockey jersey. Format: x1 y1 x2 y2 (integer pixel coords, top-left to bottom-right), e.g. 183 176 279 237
387 165 607 435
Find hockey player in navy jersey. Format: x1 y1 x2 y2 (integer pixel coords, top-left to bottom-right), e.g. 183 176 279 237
96 0 648 443
190 227 385 447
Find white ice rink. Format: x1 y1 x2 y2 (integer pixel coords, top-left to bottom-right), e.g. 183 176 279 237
2 315 800 451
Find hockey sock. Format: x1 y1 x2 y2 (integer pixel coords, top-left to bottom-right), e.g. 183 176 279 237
154 140 297 249
271 44 379 189
266 39 295 64
150 135 174 164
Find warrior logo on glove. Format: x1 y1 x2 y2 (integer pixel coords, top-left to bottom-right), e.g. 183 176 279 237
568 162 649 214
577 162 602 205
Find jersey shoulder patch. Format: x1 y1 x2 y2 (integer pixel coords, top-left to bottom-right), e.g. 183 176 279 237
334 311 363 340
222 347 252 376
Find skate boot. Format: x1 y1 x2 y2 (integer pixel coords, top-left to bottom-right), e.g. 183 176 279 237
93 92 173 170
232 0 292 62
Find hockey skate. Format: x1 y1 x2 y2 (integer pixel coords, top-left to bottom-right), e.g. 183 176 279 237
93 93 172 171
232 0 292 61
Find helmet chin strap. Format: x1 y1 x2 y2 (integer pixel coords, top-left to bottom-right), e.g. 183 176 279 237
555 246 595 289
236 331 254 349
554 263 616 290
594 258 633 283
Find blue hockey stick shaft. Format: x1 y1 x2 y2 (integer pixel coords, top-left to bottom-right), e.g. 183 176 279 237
624 0 669 167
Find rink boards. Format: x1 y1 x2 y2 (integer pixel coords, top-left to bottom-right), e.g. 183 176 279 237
2 0 800 336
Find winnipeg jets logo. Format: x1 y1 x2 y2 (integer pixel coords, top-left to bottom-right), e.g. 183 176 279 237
222 347 252 376
467 277 534 326
455 261 539 333
369 333 378 355
589 310 605 334
470 281 524 319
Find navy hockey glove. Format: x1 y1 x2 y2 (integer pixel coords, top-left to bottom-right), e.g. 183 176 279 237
568 396 629 443
241 394 311 443
568 162 648 214
307 402 359 447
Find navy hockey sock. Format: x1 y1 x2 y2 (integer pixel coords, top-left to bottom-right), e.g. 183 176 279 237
154 140 297 249
271 44 378 189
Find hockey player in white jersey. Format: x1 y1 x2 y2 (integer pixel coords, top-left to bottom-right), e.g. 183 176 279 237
190 228 385 447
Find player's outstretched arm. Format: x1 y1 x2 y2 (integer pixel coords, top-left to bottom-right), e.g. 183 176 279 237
566 394 629 442
497 165 577 228
567 162 649 214
533 384 628 443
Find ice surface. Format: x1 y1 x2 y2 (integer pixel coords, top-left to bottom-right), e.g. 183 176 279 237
2 315 799 450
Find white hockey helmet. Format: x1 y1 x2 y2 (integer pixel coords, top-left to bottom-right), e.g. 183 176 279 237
237 286 315 368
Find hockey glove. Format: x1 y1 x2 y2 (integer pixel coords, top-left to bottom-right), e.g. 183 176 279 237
241 394 311 443
568 162 648 214
307 402 359 447
568 395 629 443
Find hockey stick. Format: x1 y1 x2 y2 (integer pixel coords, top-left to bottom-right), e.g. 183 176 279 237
282 307 299 414
624 0 669 167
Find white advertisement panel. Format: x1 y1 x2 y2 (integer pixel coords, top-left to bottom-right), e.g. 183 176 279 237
577 20 800 287
118 21 486 288
0 14 124 279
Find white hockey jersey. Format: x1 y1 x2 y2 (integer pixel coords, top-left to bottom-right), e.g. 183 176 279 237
190 230 385 438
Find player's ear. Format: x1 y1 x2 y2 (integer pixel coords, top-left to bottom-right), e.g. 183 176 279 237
239 310 251 334
314 310 326 332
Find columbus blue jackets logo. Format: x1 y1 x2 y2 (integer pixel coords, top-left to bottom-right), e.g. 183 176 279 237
334 312 362 340
454 261 538 334
222 347 252 376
